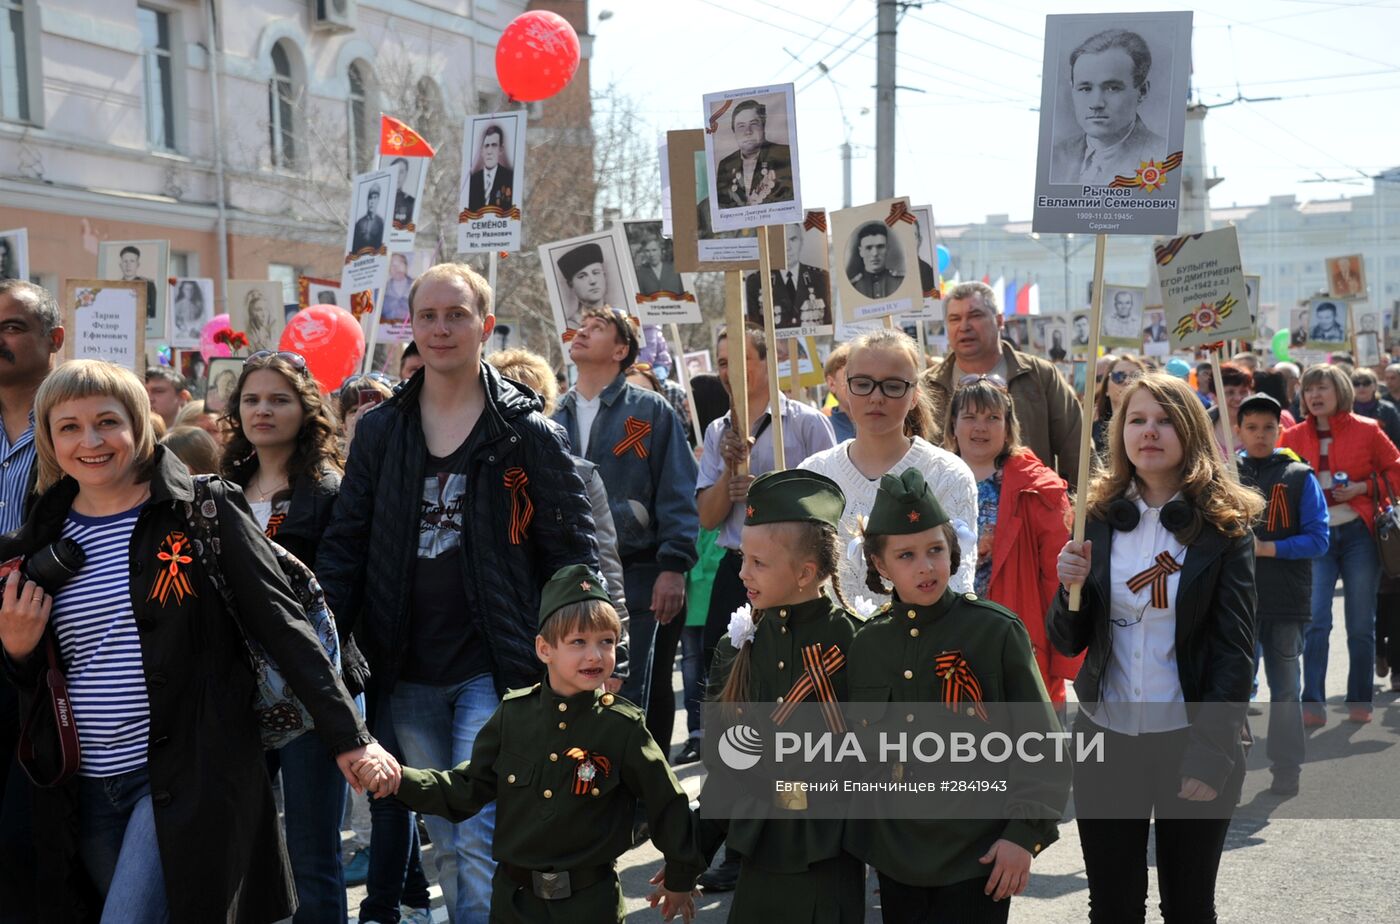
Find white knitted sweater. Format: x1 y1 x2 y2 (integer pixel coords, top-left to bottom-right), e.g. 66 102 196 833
798 437 979 606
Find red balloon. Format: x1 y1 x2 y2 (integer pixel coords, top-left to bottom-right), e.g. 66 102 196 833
279 304 366 391
495 11 580 102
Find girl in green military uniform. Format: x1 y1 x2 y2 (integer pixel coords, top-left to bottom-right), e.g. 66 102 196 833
691 469 867 922
847 469 1067 923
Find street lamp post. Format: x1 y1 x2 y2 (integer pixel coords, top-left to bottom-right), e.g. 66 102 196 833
1030 232 1093 312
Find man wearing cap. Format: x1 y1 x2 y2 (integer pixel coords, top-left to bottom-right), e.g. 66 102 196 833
352 184 386 253
1235 392 1329 796
557 242 612 332
554 308 699 740
392 564 705 923
845 469 1067 914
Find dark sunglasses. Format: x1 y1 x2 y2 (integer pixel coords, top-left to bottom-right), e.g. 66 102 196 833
958 373 1008 389
245 350 307 372
338 370 393 392
1110 370 1142 385
847 374 914 399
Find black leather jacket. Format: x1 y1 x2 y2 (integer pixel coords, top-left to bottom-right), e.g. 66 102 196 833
1046 514 1257 792
316 364 599 695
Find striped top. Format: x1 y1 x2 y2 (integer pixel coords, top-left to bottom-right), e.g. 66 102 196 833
51 504 150 777
0 409 36 535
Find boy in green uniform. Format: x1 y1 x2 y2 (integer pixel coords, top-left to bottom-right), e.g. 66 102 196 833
846 469 1068 922
378 564 703 922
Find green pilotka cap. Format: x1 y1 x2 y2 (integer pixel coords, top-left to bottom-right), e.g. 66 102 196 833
865 469 950 536
539 564 612 626
743 469 846 529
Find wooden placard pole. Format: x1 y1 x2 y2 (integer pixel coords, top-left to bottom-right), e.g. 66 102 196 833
361 292 380 376
1067 234 1108 612
788 337 801 397
758 226 786 470
488 249 499 296
724 269 750 478
1210 348 1239 479
915 319 927 370
670 321 704 445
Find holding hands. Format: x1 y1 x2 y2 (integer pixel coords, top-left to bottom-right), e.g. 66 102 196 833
647 866 699 922
336 742 402 797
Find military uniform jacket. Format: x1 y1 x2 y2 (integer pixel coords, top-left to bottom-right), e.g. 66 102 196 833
844 589 1067 888
396 683 704 892
703 595 861 875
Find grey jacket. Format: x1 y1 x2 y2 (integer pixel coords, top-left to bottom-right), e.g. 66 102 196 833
574 455 631 679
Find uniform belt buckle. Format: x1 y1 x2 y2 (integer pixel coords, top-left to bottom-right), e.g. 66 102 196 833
533 870 572 901
774 780 809 811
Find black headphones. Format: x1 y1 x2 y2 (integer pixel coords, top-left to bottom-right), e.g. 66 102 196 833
1105 496 1201 542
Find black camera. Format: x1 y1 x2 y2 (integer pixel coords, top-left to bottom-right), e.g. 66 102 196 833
0 539 86 597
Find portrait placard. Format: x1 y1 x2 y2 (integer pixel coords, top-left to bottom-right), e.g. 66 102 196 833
1245 273 1261 329
458 111 526 254
1353 303 1380 348
1003 317 1030 352
227 280 286 354
1070 309 1093 357
299 276 343 310
702 83 802 232
830 198 924 323
342 169 396 293
1326 254 1366 300
61 280 146 372
376 251 421 344
1100 283 1146 349
0 228 29 281
659 138 673 239
774 335 824 388
904 205 941 321
1356 329 1382 368
1156 226 1251 350
204 357 244 415
666 130 781 273
616 220 701 325
742 213 834 339
684 350 713 376
1142 308 1169 357
374 152 430 254
169 278 214 348
96 239 168 342
538 229 638 355
484 316 522 357
1038 314 1072 363
1032 11 1193 236
175 350 208 397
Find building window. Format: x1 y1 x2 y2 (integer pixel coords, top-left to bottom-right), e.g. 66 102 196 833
347 61 372 174
267 263 299 306
0 0 32 122
169 251 193 277
269 41 298 168
139 6 176 150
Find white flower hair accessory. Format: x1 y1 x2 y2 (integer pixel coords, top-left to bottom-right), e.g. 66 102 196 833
727 604 756 650
845 513 869 564
951 517 977 551
851 596 879 620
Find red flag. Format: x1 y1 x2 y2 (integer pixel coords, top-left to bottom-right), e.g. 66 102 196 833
379 115 435 158
1016 285 1031 315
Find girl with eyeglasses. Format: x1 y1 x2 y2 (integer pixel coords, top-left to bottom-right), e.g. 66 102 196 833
1049 373 1263 923
944 376 1081 705
799 328 978 605
221 350 375 922
1092 354 1154 458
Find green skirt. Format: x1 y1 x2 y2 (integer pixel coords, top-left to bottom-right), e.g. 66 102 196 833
489 866 624 923
729 853 866 923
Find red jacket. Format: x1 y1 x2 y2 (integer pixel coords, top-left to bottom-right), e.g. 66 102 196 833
1279 412 1400 532
985 449 1084 702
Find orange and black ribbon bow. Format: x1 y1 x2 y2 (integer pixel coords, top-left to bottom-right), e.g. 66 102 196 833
771 643 847 733
884 200 916 227
564 747 612 795
264 512 286 539
706 100 733 134
503 468 534 545
148 531 197 606
1266 484 1291 531
613 417 652 459
1126 551 1182 609
934 650 989 723
803 211 827 233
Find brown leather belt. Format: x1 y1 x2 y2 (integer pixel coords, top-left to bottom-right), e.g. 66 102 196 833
500 862 615 900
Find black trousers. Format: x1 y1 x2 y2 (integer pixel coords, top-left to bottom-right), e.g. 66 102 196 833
702 550 747 680
646 615 683 751
1377 590 1400 673
0 680 36 924
877 873 1009 924
1073 715 1235 923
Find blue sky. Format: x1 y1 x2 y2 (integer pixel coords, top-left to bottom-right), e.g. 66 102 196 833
591 0 1400 225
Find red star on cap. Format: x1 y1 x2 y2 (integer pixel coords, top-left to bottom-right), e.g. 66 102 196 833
746 505 755 518
580 581 592 591
907 511 921 523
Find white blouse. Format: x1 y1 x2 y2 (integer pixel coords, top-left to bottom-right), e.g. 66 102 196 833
1096 493 1190 736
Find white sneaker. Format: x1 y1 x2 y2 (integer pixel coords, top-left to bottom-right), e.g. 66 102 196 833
400 907 434 924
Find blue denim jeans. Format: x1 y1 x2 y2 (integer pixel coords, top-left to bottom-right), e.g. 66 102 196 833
620 562 660 709
392 675 498 924
1258 620 1305 776
266 731 349 923
1306 518 1379 709
361 689 431 923
679 625 705 741
78 768 169 924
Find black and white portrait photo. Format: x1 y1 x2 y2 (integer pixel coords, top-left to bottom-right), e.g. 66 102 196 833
1306 297 1348 348
618 220 700 325
169 277 214 347
830 199 922 324
375 152 430 253
1327 254 1366 300
1143 308 1169 356
1101 284 1146 348
703 83 803 232
1072 310 1092 349
228 280 285 354
0 228 28 281
97 238 169 339
351 183 388 254
538 229 637 349
912 206 938 299
744 219 832 336
458 111 526 253
343 168 396 293
1033 12 1192 236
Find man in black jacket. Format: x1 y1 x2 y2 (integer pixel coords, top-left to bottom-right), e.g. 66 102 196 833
317 263 598 922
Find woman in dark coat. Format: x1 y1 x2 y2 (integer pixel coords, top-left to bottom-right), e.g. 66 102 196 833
0 360 399 922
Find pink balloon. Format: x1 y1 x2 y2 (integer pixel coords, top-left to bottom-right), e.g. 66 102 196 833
279 304 366 391
200 314 232 361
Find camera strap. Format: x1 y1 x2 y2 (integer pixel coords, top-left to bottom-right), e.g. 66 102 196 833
17 634 81 787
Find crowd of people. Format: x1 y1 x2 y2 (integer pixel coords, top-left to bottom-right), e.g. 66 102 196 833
0 272 1393 922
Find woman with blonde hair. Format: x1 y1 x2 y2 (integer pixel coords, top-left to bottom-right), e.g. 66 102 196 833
0 360 396 921
800 327 977 603
1050 372 1263 922
159 425 220 475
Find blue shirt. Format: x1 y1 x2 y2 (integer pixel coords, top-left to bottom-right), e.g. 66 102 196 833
1272 465 1330 560
0 409 36 534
